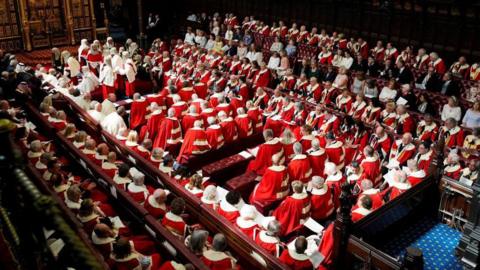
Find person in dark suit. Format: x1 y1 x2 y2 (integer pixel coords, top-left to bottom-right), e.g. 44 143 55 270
365 56 380 77
416 93 436 116
379 59 398 80
415 66 441 92
395 84 417 109
395 60 414 85
350 55 367 73
439 72 460 97
322 65 337 83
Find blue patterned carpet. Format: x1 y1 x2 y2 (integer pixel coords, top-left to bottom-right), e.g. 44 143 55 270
382 217 463 270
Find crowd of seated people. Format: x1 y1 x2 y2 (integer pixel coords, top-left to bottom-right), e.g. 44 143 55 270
2 10 480 269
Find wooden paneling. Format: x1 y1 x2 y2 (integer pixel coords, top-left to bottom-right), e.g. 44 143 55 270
0 0 21 50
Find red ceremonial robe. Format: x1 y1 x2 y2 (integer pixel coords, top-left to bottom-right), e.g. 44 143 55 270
250 165 289 206
130 98 148 130
181 113 201 133
205 125 225 150
326 172 346 207
351 206 373 222
235 114 253 138
310 185 335 220
279 248 313 270
255 230 281 257
235 217 259 239
139 110 165 141
389 140 416 166
143 195 167 219
162 212 187 237
247 138 284 175
177 127 211 162
273 192 311 236
219 117 238 143
201 250 235 270
325 141 345 169
414 150 434 174
360 156 381 184
217 200 240 223
308 148 327 178
287 154 312 183
153 117 182 150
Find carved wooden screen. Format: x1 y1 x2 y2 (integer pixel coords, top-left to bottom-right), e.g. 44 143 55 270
25 0 69 49
0 0 22 51
70 0 94 41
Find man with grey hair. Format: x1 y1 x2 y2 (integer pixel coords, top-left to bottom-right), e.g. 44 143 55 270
202 233 236 269
235 107 253 138
181 105 200 132
177 119 210 162
153 107 182 150
287 142 312 183
307 138 327 178
247 129 284 175
205 116 224 150
126 168 150 204
255 219 282 257
309 175 334 220
100 105 127 135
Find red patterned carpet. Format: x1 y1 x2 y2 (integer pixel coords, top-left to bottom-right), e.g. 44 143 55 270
15 46 77 67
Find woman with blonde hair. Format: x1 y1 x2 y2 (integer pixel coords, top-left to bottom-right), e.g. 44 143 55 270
125 130 139 148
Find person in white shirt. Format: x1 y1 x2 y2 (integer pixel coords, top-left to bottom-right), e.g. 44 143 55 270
194 29 207 48
77 66 99 94
101 106 127 135
332 50 345 68
87 102 105 122
237 41 248 59
267 52 280 70
246 44 263 64
224 25 234 41
205 34 215 51
341 50 354 70
441 96 462 122
379 79 398 102
269 37 284 53
463 101 480 129
101 93 117 116
184 27 195 45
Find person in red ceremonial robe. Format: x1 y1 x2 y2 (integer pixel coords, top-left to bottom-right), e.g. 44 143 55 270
177 120 211 163
360 146 381 185
111 238 162 270
416 114 438 142
122 58 137 97
205 117 225 150
361 98 382 126
235 108 253 138
318 47 334 66
389 133 416 167
235 205 259 239
406 159 426 186
324 162 346 207
325 132 345 169
414 141 434 174
162 198 188 238
99 56 115 100
264 96 295 137
129 93 148 130
351 195 373 222
87 43 103 74
255 220 282 257
127 169 150 204
250 154 289 207
135 138 152 160
201 234 236 270
443 153 463 180
388 170 411 200
440 118 465 149
307 138 327 178
429 52 447 75
217 191 242 223
308 176 334 221
273 181 311 236
27 140 45 165
298 125 316 150
318 112 341 136
144 188 167 219
371 41 385 63
349 94 367 120
288 143 312 184
181 105 201 133
369 126 392 160
253 63 271 89
246 100 263 133
218 111 238 144
177 81 195 102
153 108 182 151
359 180 384 210
139 103 164 141
171 95 188 119
394 105 414 135
247 129 284 175
215 96 232 117
279 236 313 270
113 164 132 190
94 143 109 166
159 261 188 270
201 185 219 210
81 139 97 161
335 89 353 114
306 77 322 103
194 79 208 100
101 152 118 179
414 48 430 70
252 87 270 110
449 56 470 78
280 129 297 162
